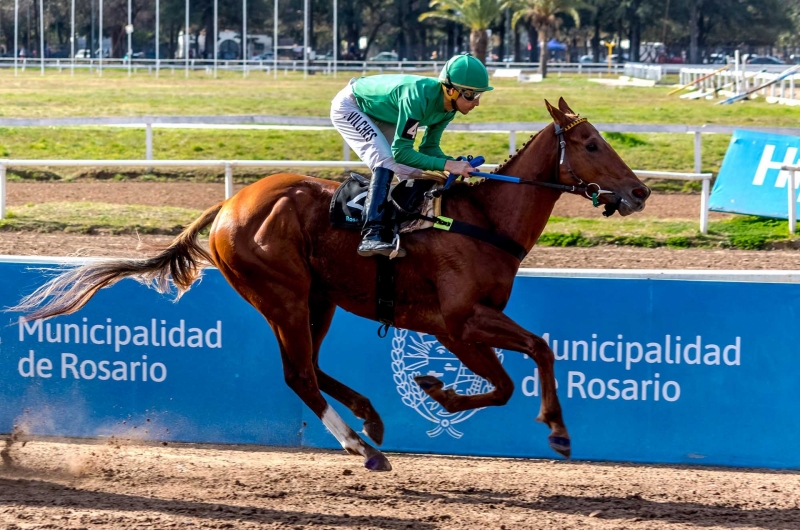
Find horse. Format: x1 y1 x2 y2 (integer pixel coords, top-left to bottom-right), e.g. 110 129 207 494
12 98 650 472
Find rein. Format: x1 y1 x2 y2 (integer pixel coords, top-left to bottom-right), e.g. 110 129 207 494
467 116 616 209
413 116 622 263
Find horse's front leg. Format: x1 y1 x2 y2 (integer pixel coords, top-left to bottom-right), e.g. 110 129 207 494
446 303 570 458
414 337 514 413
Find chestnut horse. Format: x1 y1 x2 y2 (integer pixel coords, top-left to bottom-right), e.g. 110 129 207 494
14 98 649 472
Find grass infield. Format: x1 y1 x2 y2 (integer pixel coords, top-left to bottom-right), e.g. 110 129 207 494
0 202 794 251
1 70 796 249
0 69 789 182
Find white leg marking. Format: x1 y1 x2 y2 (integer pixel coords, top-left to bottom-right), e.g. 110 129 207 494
321 406 363 454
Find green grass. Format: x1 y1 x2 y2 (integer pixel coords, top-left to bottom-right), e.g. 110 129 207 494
1 69 797 127
0 127 732 181
0 202 201 234
1 201 795 250
0 71 770 181
540 215 796 250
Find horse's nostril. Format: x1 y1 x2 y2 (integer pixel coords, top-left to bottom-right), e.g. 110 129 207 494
632 187 650 200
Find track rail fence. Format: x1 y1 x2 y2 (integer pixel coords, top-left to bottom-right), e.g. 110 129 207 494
0 159 712 232
4 115 800 180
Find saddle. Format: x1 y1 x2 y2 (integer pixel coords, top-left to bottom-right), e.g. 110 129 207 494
329 172 444 234
329 171 526 336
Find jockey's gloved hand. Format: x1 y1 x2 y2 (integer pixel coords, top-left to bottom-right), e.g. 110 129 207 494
455 156 486 185
454 155 485 168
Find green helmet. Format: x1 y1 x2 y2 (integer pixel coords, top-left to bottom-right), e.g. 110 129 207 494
439 53 494 92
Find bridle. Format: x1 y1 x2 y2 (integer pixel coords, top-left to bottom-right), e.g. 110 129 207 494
552 116 620 217
433 116 622 216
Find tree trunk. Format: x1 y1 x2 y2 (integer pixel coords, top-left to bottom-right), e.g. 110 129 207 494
538 27 549 77
514 26 522 62
526 23 537 62
591 17 600 62
629 16 640 62
203 6 214 59
446 22 454 57
470 29 487 64
689 0 700 64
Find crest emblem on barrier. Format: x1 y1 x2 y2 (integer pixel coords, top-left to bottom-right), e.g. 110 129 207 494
391 329 503 439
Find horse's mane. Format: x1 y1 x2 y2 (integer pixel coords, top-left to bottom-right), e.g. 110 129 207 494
494 113 579 174
495 131 540 175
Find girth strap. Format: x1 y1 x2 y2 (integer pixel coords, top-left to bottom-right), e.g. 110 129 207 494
375 256 395 336
424 215 528 261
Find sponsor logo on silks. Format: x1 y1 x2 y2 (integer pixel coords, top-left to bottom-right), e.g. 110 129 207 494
391 329 503 439
401 118 420 140
345 111 378 142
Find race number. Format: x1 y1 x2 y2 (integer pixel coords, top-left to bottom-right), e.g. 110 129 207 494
401 118 420 140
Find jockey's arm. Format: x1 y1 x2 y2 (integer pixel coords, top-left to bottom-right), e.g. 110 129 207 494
418 120 453 160
390 98 450 172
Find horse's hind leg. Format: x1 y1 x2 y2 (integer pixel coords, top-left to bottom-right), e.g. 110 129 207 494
213 261 390 471
414 337 514 414
309 297 385 445
270 306 391 471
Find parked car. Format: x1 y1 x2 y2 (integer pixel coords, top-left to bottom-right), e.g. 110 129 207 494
368 51 399 62
706 53 729 64
74 48 110 59
746 55 784 65
578 54 594 64
251 53 274 61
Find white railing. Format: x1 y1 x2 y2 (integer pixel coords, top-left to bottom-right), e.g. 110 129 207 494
0 159 712 232
4 116 800 171
678 66 800 102
624 63 663 82
783 165 800 234
0 57 626 77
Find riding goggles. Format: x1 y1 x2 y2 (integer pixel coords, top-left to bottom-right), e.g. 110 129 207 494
457 88 483 102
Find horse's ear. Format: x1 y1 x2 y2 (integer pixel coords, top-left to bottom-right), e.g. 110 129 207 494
545 99 569 127
558 97 576 116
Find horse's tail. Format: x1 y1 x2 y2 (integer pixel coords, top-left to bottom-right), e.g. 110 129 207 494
10 201 225 322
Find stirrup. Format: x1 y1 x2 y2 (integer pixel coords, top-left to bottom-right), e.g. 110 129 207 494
389 234 403 260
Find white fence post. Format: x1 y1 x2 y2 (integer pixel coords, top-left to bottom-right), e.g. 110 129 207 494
693 131 708 234
789 169 796 235
146 123 153 160
224 163 234 199
0 163 6 220
700 177 710 235
509 130 516 156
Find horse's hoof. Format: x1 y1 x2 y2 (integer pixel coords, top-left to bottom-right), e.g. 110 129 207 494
414 375 443 392
364 453 392 472
363 420 385 446
549 435 571 459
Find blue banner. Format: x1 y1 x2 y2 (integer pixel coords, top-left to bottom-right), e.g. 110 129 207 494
2 260 800 469
709 129 800 218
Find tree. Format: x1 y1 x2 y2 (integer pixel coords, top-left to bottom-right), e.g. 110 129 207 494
419 0 508 64
511 0 581 77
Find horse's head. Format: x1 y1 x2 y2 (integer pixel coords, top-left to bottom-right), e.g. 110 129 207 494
545 98 650 216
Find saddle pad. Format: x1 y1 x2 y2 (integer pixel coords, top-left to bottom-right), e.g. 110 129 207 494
329 173 369 229
329 173 443 233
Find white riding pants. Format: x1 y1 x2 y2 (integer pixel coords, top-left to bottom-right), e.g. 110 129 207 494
330 82 423 181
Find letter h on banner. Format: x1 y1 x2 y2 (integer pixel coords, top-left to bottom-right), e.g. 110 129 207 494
753 145 799 189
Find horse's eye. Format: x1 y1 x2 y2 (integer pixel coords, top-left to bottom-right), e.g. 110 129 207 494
586 143 598 152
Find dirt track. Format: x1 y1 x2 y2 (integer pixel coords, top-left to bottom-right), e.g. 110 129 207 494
5 181 800 269
2 438 799 530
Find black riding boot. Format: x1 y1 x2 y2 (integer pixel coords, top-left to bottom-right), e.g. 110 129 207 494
357 167 406 258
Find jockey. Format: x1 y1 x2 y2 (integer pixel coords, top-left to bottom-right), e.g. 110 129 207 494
330 52 493 258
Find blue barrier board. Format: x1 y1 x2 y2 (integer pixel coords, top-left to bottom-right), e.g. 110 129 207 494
709 129 800 218
2 261 799 469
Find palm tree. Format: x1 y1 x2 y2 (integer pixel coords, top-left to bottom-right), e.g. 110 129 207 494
419 0 509 65
511 0 582 77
